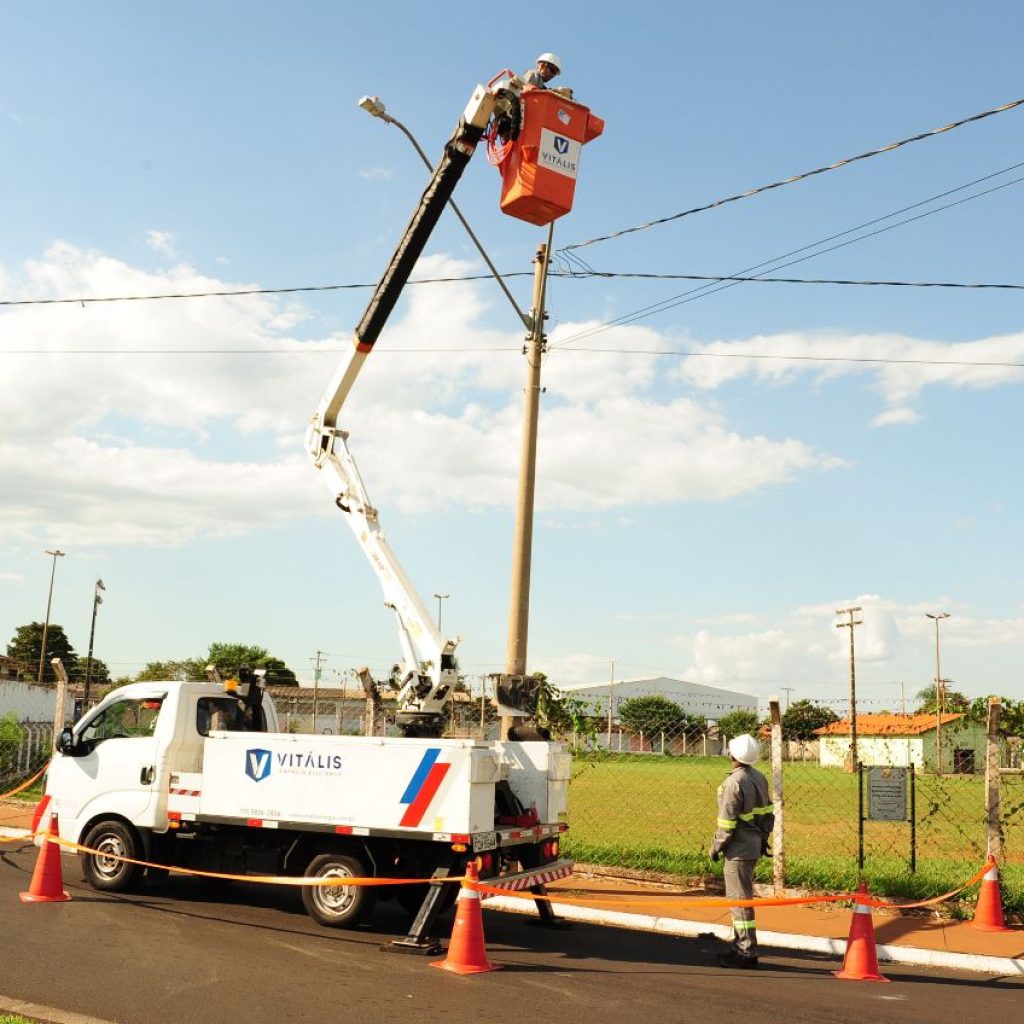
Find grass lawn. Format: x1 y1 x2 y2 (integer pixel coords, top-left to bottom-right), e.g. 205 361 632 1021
565 754 1024 918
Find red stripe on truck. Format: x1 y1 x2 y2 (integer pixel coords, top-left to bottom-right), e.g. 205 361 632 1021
399 762 450 827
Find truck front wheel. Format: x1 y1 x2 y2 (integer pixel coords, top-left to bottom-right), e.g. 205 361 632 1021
301 852 376 928
82 820 143 893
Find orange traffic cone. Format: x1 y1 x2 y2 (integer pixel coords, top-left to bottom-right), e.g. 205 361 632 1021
431 862 501 975
972 859 1010 932
29 794 51 848
834 881 889 982
19 812 71 904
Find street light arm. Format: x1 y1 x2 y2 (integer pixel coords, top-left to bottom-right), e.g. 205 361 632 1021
367 100 530 330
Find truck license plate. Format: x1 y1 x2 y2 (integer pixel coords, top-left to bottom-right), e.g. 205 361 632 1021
473 831 497 852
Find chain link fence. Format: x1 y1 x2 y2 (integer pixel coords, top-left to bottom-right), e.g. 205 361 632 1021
550 692 1024 919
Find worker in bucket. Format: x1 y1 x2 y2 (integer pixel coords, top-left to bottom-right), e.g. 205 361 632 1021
522 52 562 89
709 734 774 969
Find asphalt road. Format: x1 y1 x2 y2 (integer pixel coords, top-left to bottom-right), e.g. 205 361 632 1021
1 841 1021 1024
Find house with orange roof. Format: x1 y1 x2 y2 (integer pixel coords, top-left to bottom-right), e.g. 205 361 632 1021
814 712 1003 774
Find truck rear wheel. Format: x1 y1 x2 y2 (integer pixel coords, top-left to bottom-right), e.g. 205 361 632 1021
82 820 143 893
301 852 376 928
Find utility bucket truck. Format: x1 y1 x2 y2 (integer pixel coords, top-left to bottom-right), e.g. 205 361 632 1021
43 73 581 952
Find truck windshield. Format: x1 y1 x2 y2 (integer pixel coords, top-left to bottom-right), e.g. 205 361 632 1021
80 697 163 747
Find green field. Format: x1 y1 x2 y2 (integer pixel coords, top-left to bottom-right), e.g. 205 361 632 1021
565 755 1024 919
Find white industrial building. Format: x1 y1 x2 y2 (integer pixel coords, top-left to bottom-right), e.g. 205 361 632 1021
558 675 757 723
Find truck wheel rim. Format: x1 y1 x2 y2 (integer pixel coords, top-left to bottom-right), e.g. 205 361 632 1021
94 835 126 878
314 867 355 915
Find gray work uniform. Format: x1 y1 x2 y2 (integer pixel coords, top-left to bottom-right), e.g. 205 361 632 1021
711 764 774 959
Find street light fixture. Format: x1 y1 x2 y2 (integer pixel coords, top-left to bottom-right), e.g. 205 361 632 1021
37 549 66 685
83 579 106 710
433 592 450 632
357 95 529 329
926 611 950 774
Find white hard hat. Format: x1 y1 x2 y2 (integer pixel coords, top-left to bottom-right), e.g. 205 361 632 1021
727 734 760 765
536 52 562 74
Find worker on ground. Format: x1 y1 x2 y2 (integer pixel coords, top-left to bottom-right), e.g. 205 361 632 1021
522 52 562 89
709 733 774 969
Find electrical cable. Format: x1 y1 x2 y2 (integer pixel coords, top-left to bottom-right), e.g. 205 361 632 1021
559 95 1024 252
551 170 1024 349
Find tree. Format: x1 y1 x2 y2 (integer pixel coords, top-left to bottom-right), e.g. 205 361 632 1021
916 684 970 715
534 673 600 743
256 656 298 687
206 642 269 677
203 643 298 685
0 712 25 779
136 659 206 682
72 657 111 687
716 708 760 740
967 696 1024 738
6 622 79 684
618 695 706 739
781 699 839 740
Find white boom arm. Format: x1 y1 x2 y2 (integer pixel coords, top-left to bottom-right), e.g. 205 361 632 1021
307 79 518 735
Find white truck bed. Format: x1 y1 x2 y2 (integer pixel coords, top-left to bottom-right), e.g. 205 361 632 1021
168 732 569 839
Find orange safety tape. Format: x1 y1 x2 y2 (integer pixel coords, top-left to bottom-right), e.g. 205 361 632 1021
471 880 858 909
0 761 50 801
471 858 997 913
861 859 992 910
29 830 468 889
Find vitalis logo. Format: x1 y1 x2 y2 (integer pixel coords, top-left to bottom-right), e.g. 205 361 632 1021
245 748 273 782
538 128 579 179
244 747 344 782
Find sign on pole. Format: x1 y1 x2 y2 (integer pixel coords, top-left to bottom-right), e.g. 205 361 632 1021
867 766 908 821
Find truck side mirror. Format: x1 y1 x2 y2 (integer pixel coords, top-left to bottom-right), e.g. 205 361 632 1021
56 728 76 755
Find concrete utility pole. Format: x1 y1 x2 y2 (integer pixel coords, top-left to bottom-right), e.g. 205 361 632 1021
502 231 554 739
780 686 795 711
606 658 617 745
310 650 327 734
835 606 863 771
37 549 66 685
926 611 950 774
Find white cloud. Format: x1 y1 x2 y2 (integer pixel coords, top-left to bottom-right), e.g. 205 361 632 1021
675 329 1024 423
358 167 393 181
145 230 177 258
0 244 847 547
872 407 920 427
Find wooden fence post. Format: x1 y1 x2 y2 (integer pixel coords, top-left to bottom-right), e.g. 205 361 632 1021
769 695 785 894
985 695 1002 862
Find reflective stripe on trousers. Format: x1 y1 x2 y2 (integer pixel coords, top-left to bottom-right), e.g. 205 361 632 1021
723 857 758 959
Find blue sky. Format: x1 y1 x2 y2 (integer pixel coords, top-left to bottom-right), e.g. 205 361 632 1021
2 2 1022 711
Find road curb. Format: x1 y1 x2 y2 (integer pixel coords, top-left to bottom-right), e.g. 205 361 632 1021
482 895 1024 977
0 993 117 1024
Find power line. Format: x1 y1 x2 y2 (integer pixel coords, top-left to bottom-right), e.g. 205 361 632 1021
551 170 1024 349
568 271 1024 291
4 263 1024 318
0 272 531 309
6 160 1023 314
559 95 1024 252
4 344 1021 369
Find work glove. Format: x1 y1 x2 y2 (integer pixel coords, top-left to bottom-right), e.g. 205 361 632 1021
709 847 721 862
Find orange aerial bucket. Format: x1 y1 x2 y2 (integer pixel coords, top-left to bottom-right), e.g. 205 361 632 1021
497 89 604 226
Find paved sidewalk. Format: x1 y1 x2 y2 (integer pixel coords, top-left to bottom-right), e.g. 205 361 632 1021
5 799 1021 976
481 870 1024 976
